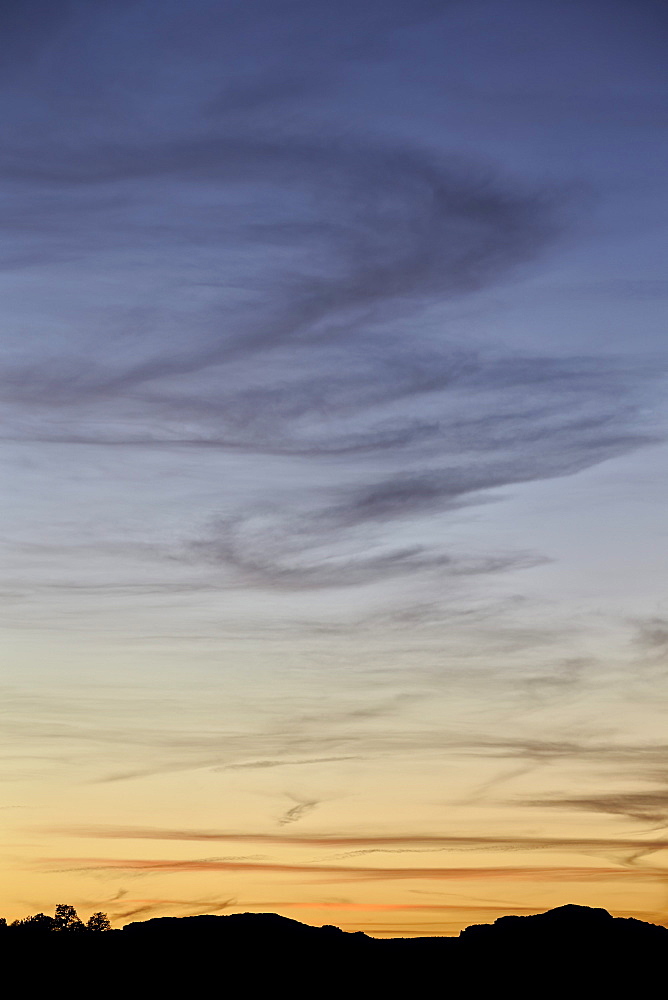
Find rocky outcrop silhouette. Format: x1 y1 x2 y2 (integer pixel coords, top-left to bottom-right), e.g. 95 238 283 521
460 902 668 946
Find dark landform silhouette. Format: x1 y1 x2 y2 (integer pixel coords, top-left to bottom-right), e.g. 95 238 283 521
4 903 666 995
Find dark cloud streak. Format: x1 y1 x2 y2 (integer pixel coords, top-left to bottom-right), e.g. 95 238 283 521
45 856 668 885
525 791 668 828
52 825 668 862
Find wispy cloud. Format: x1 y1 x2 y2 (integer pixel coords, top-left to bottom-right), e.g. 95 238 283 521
524 791 668 827
43 856 668 884
1 2 660 607
633 617 668 657
242 899 539 914
223 757 358 772
109 895 237 922
48 825 668 864
278 796 321 827
8 682 668 787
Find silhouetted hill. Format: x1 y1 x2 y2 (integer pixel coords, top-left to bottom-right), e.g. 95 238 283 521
4 904 666 995
461 902 668 948
123 909 355 942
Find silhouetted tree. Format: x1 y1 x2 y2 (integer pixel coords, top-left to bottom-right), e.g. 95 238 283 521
87 911 111 933
21 912 57 933
54 904 84 933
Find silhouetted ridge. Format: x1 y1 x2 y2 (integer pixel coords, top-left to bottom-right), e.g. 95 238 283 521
3 903 666 994
123 910 357 942
460 903 668 948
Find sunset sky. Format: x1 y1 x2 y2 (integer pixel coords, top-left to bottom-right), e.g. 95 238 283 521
2 0 668 936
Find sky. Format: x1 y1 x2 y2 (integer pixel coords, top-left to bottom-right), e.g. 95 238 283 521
1 0 668 936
